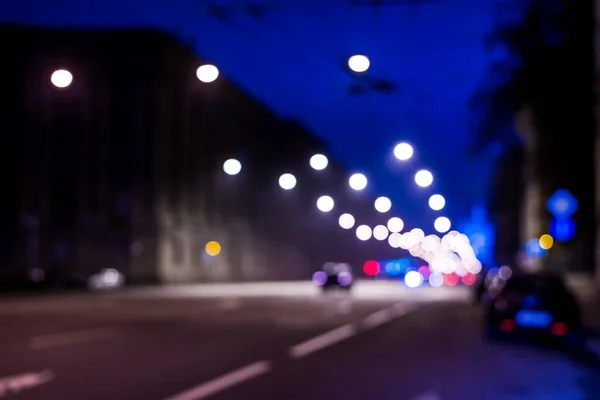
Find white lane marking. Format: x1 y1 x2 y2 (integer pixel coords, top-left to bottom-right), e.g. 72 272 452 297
29 326 119 350
411 392 442 400
288 324 356 359
0 370 54 397
163 361 270 400
363 309 392 328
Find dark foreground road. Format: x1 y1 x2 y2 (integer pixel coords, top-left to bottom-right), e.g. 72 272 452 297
0 282 599 400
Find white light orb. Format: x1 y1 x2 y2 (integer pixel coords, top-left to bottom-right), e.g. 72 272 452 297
196 64 219 83
428 194 445 211
316 195 334 212
348 54 370 73
393 142 414 161
356 225 372 241
409 228 425 242
415 169 434 188
310 154 328 171
338 213 355 230
388 232 402 248
349 173 368 191
278 173 297 190
51 69 73 88
223 159 242 175
374 196 392 213
387 217 404 233
434 216 451 233
373 225 389 241
405 271 424 288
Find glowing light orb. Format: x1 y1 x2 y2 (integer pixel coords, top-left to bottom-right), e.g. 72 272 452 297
51 69 73 88
348 54 370 73
428 194 445 211
316 195 334 212
338 213 355 230
387 217 404 233
196 64 219 83
349 173 368 191
223 159 242 175
278 173 297 190
393 142 414 161
310 154 328 170
205 241 221 256
356 225 372 241
374 196 392 213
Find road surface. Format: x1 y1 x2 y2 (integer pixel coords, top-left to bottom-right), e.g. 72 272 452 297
0 282 599 400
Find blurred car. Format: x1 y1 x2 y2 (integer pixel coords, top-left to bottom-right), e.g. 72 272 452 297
312 262 353 291
484 272 583 347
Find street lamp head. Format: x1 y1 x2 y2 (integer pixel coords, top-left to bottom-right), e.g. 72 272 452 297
316 195 334 212
415 169 433 188
374 196 392 213
223 158 242 175
348 54 370 73
51 69 73 88
278 173 297 190
393 142 413 161
310 154 328 171
196 64 219 83
349 173 368 191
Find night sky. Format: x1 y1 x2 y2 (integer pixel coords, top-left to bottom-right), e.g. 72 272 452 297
1 0 515 234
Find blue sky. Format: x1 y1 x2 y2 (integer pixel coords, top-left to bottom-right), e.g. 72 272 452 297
1 0 505 233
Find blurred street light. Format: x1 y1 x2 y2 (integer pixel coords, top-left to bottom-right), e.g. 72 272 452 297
348 54 370 73
223 159 242 175
349 173 368 191
205 241 222 256
387 217 404 233
278 173 297 190
415 169 433 187
373 225 389 241
356 225 372 241
428 194 445 211
388 232 402 248
196 64 219 83
310 154 328 170
338 213 355 229
434 216 451 233
316 195 334 212
393 142 413 161
51 69 73 88
374 196 392 213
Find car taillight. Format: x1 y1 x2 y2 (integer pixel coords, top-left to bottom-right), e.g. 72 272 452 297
499 319 515 332
551 322 568 336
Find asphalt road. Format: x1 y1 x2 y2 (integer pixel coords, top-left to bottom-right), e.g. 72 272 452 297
0 282 599 400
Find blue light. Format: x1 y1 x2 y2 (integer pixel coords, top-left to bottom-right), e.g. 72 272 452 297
549 218 576 242
384 261 402 277
525 239 546 258
547 189 578 219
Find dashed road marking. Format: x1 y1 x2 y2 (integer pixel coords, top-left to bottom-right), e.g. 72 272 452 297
0 370 54 397
163 361 270 400
288 324 356 359
29 326 119 350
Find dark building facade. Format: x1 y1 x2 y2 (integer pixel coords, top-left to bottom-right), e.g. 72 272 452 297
0 25 387 287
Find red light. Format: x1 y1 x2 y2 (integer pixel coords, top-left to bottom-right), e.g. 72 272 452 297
418 266 431 280
363 260 380 276
551 322 568 336
444 273 459 286
461 273 477 286
499 319 515 332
